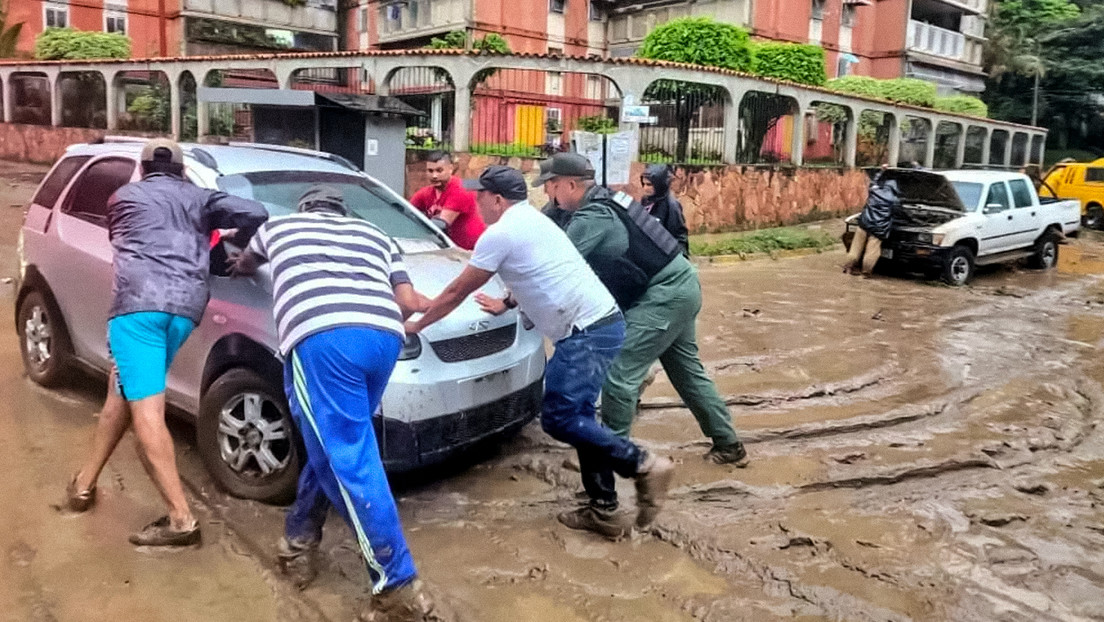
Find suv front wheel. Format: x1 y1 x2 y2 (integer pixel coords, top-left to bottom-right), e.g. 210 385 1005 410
197 368 302 503
17 290 71 387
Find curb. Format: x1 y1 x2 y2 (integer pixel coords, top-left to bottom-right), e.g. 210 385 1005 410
692 242 843 264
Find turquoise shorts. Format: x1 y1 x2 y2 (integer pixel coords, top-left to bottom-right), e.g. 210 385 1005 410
107 312 196 401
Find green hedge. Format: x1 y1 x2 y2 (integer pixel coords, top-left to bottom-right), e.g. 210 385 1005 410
750 42 827 86
827 76 936 107
34 28 130 60
934 95 988 118
638 18 754 72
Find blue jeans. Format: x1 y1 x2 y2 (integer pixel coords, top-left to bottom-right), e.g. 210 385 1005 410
541 316 643 510
283 326 416 594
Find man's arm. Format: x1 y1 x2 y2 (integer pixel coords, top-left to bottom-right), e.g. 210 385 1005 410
405 265 494 333
393 282 432 320
205 191 268 247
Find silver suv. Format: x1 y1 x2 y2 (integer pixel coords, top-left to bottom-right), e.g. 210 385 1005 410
16 140 545 503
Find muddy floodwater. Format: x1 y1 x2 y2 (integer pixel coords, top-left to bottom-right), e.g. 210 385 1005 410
2 160 1104 621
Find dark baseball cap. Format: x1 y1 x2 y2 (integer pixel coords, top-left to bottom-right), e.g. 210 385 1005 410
298 184 348 215
462 165 528 201
532 152 594 187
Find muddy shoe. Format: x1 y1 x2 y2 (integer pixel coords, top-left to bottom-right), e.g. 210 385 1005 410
57 475 96 513
277 537 320 590
358 580 448 622
634 455 675 529
705 442 749 467
557 505 632 541
129 516 201 547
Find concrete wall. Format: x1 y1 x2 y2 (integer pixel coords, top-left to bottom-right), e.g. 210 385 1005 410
406 151 869 233
0 123 151 164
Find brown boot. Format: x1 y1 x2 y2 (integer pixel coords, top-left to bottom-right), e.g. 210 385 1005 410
634 454 675 529
557 505 632 541
358 580 447 622
277 537 320 590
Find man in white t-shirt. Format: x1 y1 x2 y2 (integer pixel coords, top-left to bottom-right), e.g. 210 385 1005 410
405 166 675 539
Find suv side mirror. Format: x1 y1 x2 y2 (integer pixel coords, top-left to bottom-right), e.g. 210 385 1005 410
983 203 1004 214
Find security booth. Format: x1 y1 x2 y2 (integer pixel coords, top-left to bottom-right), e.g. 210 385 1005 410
197 87 424 194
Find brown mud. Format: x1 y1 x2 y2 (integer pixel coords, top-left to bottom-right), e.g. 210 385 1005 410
2 159 1104 621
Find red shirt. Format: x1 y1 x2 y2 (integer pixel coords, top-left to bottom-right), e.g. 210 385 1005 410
410 176 486 250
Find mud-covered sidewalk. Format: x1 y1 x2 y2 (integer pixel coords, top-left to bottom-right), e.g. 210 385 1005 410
2 160 1104 622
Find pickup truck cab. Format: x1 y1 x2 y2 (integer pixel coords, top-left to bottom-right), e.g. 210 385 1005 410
846 169 1081 285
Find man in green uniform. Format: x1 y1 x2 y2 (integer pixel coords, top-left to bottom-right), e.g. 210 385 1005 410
533 153 748 469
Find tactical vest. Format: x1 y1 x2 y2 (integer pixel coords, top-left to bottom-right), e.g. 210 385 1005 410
587 190 680 310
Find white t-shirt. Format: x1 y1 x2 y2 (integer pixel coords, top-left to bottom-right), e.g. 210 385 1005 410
469 201 617 342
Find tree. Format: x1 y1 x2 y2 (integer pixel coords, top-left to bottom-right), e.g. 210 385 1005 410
34 28 130 60
427 30 511 86
0 1 24 58
636 18 753 162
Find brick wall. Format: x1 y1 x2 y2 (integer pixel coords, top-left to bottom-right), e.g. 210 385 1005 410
0 124 154 165
407 151 870 233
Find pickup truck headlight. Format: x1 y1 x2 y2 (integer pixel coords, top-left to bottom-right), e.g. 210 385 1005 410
917 232 933 244
398 333 422 360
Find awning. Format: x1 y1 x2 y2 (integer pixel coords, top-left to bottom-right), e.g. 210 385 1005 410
840 52 861 64
195 87 426 117
844 0 873 5
315 92 425 117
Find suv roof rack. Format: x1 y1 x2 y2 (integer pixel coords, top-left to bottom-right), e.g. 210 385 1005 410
89 136 220 173
93 135 148 144
227 141 360 172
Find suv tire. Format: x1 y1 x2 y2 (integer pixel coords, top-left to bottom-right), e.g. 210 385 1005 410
942 245 975 286
17 290 71 387
1085 204 1103 230
198 368 302 504
1030 230 1060 270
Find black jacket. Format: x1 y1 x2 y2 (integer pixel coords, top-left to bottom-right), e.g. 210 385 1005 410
641 164 689 256
108 173 268 323
858 176 900 241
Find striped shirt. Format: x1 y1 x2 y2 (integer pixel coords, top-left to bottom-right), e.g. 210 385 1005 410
248 211 411 356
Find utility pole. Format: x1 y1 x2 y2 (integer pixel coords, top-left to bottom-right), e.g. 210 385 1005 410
1031 71 1040 127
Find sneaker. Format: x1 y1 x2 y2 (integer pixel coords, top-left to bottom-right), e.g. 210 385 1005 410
128 516 201 547
277 537 320 590
557 505 632 541
634 455 675 529
705 442 749 467
358 580 447 622
58 474 96 513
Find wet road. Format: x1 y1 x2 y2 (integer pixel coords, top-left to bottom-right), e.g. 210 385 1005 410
3 160 1104 621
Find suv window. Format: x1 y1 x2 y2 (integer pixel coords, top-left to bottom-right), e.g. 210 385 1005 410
1087 168 1104 183
986 182 1012 212
1008 179 1035 208
32 155 91 208
61 157 135 227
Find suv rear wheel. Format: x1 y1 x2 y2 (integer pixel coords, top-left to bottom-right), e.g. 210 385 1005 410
17 290 71 387
197 368 302 503
1085 204 1103 230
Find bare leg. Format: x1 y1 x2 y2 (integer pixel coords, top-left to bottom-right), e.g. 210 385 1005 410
73 372 131 493
129 394 195 529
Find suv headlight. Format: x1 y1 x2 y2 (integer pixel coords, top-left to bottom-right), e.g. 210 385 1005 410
398 333 422 360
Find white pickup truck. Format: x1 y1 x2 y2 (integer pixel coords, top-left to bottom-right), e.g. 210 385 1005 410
845 169 1081 285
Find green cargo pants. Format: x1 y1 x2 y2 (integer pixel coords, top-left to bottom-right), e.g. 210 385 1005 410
600 258 740 447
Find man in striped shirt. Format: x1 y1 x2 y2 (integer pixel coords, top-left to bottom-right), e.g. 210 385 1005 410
231 185 440 621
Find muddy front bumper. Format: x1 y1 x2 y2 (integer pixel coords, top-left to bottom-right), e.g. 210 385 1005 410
879 240 953 268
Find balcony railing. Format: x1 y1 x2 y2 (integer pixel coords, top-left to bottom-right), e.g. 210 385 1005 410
908 20 965 61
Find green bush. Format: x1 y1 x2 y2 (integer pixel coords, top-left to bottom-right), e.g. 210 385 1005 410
468 142 542 158
637 18 754 72
934 95 988 118
827 76 936 107
690 226 837 257
576 115 618 134
750 42 827 86
34 28 130 60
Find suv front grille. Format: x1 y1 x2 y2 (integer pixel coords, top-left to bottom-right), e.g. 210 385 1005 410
429 324 516 362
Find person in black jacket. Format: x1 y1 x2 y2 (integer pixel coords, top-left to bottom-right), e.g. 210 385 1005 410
844 168 899 276
641 164 689 256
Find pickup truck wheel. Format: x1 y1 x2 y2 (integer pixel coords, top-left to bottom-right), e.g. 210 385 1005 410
1086 204 1104 230
942 246 975 286
197 368 302 504
1030 231 1060 270
17 290 72 387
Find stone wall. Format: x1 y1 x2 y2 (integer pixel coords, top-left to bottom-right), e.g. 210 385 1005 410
406 151 871 233
0 123 153 165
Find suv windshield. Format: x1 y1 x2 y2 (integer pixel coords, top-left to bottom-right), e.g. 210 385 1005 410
218 171 448 252
951 181 983 211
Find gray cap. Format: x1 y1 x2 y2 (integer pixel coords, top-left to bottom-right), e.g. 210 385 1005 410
140 138 183 165
532 152 594 187
462 165 528 201
298 184 348 215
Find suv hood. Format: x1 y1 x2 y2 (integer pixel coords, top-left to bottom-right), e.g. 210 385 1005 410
880 169 966 212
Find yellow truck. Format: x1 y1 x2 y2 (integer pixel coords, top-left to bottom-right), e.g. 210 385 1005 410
1041 158 1104 229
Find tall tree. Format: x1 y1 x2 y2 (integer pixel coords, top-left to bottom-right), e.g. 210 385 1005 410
0 1 24 58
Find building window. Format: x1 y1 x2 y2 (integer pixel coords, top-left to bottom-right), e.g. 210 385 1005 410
811 0 825 20
585 75 603 100
105 13 127 34
547 71 563 95
837 56 850 77
44 4 69 29
841 4 856 27
550 0 566 14
382 3 402 31
547 46 563 56
589 0 602 21
358 7 368 31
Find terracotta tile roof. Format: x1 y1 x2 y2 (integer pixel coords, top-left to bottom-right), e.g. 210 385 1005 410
0 49 1041 131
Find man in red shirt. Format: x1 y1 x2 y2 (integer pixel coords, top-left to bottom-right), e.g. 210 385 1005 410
409 151 486 250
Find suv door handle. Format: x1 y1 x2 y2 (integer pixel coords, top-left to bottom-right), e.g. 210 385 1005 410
1031 212 1036 216
1007 215 1013 220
